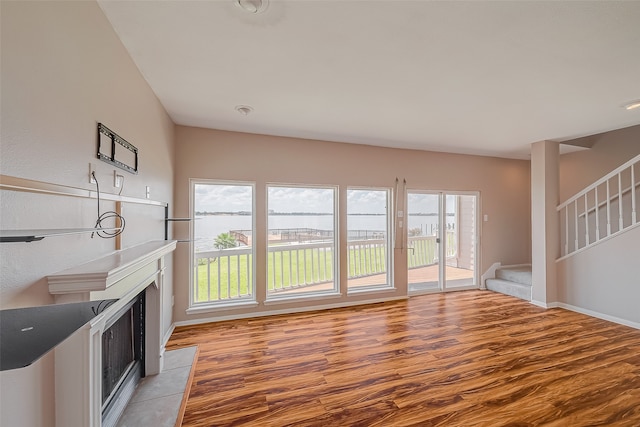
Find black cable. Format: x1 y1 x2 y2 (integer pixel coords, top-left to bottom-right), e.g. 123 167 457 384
91 171 125 239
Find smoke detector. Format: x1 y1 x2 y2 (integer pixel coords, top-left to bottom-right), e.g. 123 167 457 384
235 105 254 116
235 0 269 14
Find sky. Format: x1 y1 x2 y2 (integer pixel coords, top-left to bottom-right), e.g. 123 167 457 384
195 184 453 214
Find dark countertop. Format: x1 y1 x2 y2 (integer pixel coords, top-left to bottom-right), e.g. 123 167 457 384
0 299 117 371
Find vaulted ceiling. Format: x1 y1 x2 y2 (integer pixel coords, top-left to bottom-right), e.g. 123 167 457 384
98 0 640 159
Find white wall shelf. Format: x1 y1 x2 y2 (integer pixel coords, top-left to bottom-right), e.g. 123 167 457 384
0 228 122 243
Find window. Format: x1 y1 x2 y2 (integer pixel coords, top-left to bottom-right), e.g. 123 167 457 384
266 185 338 299
347 188 393 291
191 181 255 306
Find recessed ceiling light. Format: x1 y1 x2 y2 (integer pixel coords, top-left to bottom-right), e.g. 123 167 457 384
235 0 268 14
622 99 640 110
235 105 253 116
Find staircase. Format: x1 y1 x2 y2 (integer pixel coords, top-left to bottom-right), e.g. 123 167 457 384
486 265 532 301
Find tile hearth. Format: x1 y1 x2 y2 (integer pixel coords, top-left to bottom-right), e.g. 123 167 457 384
117 346 198 427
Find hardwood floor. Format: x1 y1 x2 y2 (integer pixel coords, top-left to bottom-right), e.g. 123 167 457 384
166 290 640 426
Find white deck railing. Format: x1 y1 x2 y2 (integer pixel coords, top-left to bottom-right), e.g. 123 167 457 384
407 232 457 269
194 246 253 303
193 235 456 304
557 154 639 260
268 241 334 292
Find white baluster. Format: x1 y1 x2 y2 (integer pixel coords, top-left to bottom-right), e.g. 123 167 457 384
606 179 611 236
288 248 293 288
278 252 284 287
564 207 569 256
226 254 231 297
195 258 200 301
584 194 589 246
618 172 624 230
632 165 637 224
237 254 241 296
574 200 579 252
594 187 599 241
216 257 221 301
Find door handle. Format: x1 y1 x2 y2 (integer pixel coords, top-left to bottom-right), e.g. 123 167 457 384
436 238 440 243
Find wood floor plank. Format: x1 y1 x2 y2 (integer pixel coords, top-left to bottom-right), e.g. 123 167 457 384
167 290 640 426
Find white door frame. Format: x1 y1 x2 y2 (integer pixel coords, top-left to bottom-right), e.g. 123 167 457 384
406 189 480 295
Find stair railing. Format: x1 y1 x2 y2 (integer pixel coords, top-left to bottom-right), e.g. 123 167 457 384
557 153 639 260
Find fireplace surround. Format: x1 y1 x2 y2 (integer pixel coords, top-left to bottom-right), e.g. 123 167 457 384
101 290 145 427
47 240 176 427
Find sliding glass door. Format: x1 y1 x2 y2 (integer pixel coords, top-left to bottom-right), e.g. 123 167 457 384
407 192 441 293
407 191 478 294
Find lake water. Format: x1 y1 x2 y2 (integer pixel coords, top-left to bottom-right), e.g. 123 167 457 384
194 215 446 251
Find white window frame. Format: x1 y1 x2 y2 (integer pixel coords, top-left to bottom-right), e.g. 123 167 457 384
187 179 257 313
346 186 394 294
264 183 340 302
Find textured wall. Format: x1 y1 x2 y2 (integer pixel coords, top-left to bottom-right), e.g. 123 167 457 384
173 126 532 323
0 2 175 425
557 226 640 325
556 125 639 325
560 125 640 202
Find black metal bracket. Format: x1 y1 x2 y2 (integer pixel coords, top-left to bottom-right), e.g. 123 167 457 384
164 205 192 240
97 123 139 174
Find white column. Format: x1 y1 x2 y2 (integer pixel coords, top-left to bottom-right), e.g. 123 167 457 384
531 141 560 306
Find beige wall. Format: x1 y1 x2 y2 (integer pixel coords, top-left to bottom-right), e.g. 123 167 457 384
559 124 640 202
531 141 559 305
555 125 639 325
173 126 532 323
557 226 640 325
0 2 175 426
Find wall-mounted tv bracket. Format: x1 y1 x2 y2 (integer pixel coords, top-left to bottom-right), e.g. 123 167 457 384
97 123 139 174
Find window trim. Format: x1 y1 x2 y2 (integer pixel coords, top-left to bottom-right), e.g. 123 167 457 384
345 186 394 294
265 183 340 300
189 179 257 310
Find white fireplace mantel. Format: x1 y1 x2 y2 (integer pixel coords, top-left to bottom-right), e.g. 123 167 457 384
47 240 176 427
48 240 177 301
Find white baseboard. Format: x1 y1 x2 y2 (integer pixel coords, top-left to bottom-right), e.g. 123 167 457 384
174 295 409 327
553 302 640 330
162 324 175 348
480 262 501 290
530 300 639 330
529 299 550 309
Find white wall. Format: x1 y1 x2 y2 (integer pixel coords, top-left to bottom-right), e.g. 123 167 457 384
557 226 640 325
556 126 639 325
531 141 559 305
0 2 175 426
560 125 640 201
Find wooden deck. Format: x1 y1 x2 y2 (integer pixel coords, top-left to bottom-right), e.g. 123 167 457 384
272 264 474 295
167 290 640 426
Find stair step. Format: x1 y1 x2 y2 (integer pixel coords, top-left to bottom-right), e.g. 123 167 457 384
486 278 531 301
496 265 532 286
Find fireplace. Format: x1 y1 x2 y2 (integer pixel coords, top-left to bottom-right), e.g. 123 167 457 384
101 290 145 427
47 240 176 427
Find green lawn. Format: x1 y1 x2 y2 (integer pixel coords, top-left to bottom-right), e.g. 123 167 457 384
194 244 391 302
194 238 452 302
348 245 387 275
194 253 252 302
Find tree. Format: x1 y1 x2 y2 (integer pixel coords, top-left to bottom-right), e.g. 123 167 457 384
214 232 237 249
408 227 422 237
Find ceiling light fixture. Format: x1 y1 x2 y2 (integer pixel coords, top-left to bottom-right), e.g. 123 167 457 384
235 0 268 14
622 100 640 111
235 105 253 116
